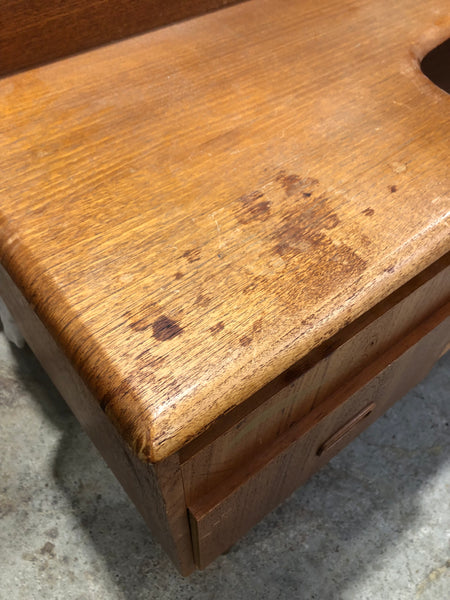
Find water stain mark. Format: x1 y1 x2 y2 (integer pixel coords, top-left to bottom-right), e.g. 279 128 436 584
237 191 271 224
276 171 319 197
322 212 340 230
196 294 211 308
152 316 183 341
210 321 225 335
268 202 367 306
183 248 201 263
240 335 252 347
274 239 312 255
240 191 264 203
273 220 324 256
252 318 263 333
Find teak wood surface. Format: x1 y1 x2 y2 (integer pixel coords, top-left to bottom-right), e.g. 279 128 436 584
1 247 448 573
180 258 450 502
0 0 449 463
0 0 243 76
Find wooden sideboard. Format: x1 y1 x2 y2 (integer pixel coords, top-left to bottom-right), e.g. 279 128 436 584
0 0 449 575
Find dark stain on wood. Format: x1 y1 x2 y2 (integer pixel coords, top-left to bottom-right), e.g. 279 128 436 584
322 212 340 229
269 199 367 306
210 321 225 335
239 191 264 203
183 249 201 263
275 172 339 229
253 318 263 333
363 208 375 216
390 185 398 193
239 335 252 347
237 191 271 224
274 220 324 255
196 293 211 307
174 271 184 280
273 242 291 256
152 316 183 341
276 171 319 197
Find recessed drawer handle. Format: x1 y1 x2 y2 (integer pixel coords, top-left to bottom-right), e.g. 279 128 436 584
317 402 376 456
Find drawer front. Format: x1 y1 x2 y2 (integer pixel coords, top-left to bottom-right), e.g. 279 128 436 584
181 256 450 504
188 304 449 569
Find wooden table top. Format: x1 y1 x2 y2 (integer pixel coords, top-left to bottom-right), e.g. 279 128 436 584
0 0 449 462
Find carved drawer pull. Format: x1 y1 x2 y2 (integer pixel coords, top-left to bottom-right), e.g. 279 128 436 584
317 402 376 456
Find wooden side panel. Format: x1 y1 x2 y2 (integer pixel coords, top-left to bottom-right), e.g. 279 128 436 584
0 0 243 75
188 305 450 568
0 264 195 576
181 258 450 503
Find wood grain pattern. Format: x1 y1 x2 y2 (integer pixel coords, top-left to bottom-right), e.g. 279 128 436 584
0 0 243 75
0 263 195 575
189 304 450 568
0 0 449 462
180 256 450 503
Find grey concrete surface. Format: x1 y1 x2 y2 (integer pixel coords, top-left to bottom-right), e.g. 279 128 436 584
0 330 449 600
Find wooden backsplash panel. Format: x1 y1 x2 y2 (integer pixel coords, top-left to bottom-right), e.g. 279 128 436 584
0 0 244 75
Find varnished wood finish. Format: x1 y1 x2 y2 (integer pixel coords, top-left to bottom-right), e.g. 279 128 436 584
0 0 243 76
1 0 448 463
316 401 376 456
1 0 449 574
180 257 450 502
0 264 195 575
188 304 450 568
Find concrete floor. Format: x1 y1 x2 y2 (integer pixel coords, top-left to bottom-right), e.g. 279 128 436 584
0 331 449 600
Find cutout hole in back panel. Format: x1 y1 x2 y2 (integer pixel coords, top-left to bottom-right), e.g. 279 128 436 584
421 38 450 94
